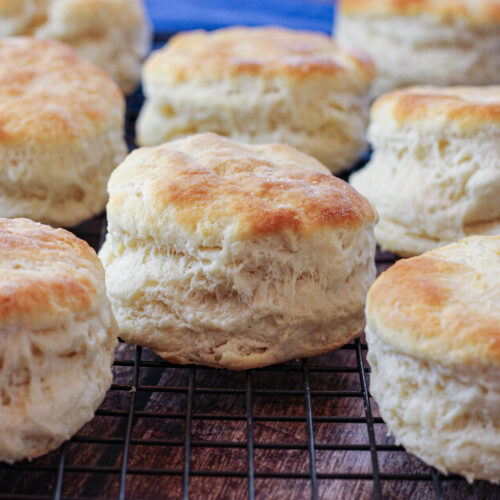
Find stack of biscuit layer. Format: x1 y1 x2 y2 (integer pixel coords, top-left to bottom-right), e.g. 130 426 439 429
350 85 500 257
0 218 118 464
336 0 500 97
366 235 500 483
2 3 499 487
0 37 127 227
137 26 375 174
99 133 378 369
0 0 152 93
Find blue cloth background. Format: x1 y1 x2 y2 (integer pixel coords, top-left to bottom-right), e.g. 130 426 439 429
144 0 336 34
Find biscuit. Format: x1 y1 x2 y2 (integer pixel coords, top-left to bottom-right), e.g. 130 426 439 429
366 235 500 483
350 86 500 256
336 0 500 97
0 218 118 464
136 26 375 174
99 133 377 369
0 0 151 93
0 37 128 227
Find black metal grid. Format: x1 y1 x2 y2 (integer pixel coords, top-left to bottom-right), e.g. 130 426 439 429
0 32 499 500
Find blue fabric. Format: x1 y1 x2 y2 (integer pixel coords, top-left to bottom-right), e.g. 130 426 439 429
145 0 336 34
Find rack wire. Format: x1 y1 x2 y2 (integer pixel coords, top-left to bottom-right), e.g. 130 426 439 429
0 32 499 500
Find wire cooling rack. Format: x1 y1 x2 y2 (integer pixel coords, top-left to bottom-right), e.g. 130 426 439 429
1 33 499 500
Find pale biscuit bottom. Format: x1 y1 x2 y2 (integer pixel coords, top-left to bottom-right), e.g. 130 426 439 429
100 228 376 369
337 16 500 97
350 128 500 256
0 129 127 227
137 78 370 173
367 326 500 483
0 307 117 464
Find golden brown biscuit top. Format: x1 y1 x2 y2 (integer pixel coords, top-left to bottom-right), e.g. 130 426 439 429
0 0 48 33
107 133 376 245
0 0 45 17
371 86 500 131
0 218 104 327
143 26 374 87
367 236 500 368
339 0 500 24
46 0 149 31
0 0 148 34
0 37 124 144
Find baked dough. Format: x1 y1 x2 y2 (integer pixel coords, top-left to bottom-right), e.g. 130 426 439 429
136 26 375 173
350 85 500 256
0 218 118 463
100 133 377 369
0 0 151 93
336 0 500 97
0 37 127 227
366 235 500 483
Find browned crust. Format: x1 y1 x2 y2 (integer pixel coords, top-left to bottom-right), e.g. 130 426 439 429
367 239 500 367
0 218 103 325
144 26 375 85
108 133 377 240
0 37 124 144
371 86 500 129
